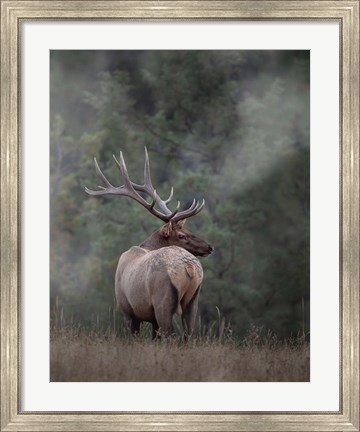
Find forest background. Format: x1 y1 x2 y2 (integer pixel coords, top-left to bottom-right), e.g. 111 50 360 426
50 50 310 339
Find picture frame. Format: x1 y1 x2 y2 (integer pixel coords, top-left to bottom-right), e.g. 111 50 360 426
1 1 359 431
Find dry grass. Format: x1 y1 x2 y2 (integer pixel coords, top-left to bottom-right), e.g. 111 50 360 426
50 325 310 382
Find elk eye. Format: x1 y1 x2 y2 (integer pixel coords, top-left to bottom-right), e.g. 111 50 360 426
178 234 186 240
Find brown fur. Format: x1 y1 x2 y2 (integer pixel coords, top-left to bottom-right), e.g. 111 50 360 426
115 220 213 337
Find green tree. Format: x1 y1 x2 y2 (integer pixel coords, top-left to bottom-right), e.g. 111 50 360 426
50 50 310 338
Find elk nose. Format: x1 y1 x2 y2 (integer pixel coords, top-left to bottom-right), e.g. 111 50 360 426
208 245 214 253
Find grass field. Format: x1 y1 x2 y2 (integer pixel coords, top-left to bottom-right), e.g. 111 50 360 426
50 324 309 382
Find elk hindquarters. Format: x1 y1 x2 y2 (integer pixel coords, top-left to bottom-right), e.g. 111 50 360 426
153 280 179 315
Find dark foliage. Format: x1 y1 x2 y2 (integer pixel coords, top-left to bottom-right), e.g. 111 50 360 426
50 50 310 338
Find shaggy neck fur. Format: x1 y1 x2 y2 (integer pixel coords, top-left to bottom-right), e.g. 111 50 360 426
140 231 168 251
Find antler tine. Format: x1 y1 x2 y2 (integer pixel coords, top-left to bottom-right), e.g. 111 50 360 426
84 158 118 196
143 147 155 192
164 187 174 204
94 158 114 188
135 148 175 217
114 152 136 192
141 147 162 207
144 148 174 207
171 199 205 224
167 200 181 219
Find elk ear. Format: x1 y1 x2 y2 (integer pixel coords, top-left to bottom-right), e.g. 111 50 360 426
176 219 186 229
160 221 172 238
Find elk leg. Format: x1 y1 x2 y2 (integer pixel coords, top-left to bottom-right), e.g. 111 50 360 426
153 282 178 336
153 308 174 336
182 285 201 337
130 316 141 335
151 319 159 339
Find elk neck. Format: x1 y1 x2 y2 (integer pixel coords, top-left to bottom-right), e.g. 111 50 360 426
139 230 168 251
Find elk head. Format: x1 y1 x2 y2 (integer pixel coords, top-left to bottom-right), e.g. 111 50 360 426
85 148 214 257
153 219 213 257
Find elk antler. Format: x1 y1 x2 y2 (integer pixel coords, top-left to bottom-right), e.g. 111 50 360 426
85 148 205 223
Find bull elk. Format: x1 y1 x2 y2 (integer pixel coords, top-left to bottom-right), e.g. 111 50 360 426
85 148 213 337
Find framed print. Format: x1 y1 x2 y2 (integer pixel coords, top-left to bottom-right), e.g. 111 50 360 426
1 1 359 431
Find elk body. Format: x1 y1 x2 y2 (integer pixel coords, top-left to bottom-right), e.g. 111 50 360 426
85 149 213 337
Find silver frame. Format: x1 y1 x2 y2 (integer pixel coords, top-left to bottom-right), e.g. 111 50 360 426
1 1 359 431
